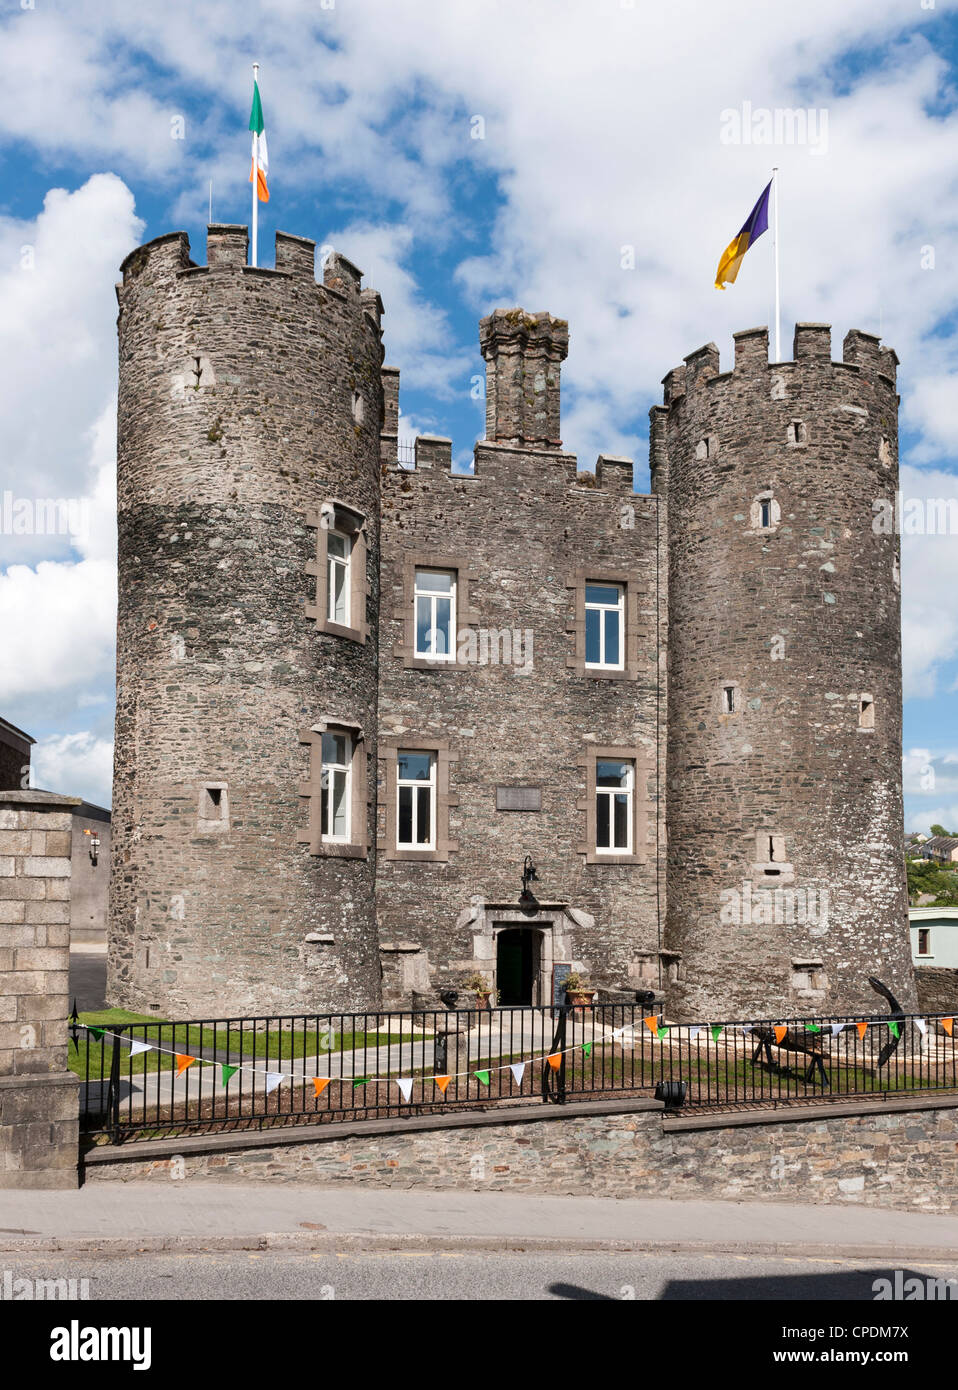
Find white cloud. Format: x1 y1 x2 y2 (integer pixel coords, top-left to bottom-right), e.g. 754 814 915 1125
0 176 131 725
325 223 473 397
31 731 113 809
899 463 958 699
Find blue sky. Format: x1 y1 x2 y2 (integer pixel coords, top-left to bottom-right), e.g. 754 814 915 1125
0 0 956 828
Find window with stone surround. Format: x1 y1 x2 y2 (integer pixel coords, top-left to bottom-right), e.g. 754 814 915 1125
749 491 781 532
858 695 875 730
585 583 624 670
414 568 457 661
305 500 369 644
397 750 436 850
576 744 649 865
197 782 229 833
298 720 369 859
595 758 633 853
321 732 352 844
378 736 458 861
393 554 477 671
326 531 352 627
753 830 794 885
567 570 641 679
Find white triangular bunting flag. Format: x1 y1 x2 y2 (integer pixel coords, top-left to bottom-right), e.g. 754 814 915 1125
687 1026 702 1040
509 1062 526 1086
127 1039 152 1058
831 1023 846 1036
396 1077 413 1102
618 1027 635 1047
264 1071 284 1094
611 1027 623 1041
915 1018 928 1036
740 1025 754 1035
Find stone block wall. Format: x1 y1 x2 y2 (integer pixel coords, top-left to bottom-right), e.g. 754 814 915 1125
0 790 79 1188
85 1095 958 1214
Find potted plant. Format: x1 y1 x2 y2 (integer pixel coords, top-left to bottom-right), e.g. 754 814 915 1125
464 971 494 1011
564 971 595 1011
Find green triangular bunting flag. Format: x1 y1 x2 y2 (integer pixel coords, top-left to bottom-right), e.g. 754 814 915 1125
353 1076 371 1088
657 1026 670 1039
221 1065 238 1086
711 1025 723 1042
581 1042 593 1057
888 1021 900 1038
86 1027 105 1041
474 1070 490 1086
805 1023 822 1034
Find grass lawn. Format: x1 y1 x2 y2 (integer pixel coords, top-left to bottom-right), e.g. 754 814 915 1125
69 1009 428 1081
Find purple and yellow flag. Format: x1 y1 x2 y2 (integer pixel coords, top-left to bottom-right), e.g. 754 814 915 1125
714 180 772 289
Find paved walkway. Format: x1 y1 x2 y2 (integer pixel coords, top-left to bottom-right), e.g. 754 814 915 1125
2 1187 957 1258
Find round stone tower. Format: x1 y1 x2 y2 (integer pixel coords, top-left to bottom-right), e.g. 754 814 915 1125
108 224 385 1016
654 322 915 1020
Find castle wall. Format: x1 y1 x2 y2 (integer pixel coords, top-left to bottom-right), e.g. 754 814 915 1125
659 324 915 1019
375 312 665 1006
109 227 385 1017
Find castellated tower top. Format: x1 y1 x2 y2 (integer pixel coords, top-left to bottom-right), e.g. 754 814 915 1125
479 307 569 448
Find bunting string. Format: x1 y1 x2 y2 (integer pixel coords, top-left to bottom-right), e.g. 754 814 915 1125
74 1011 956 1100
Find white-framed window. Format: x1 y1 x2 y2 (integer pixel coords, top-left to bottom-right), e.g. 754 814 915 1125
585 583 624 669
321 732 351 843
595 758 633 853
917 928 931 957
397 750 436 849
326 531 351 626
414 568 456 661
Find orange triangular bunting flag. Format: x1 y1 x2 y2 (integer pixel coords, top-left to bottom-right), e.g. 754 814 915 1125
943 1017 954 1036
856 1021 868 1040
547 1053 562 1070
312 1077 330 1098
175 1054 195 1077
644 1015 659 1034
773 1025 788 1045
434 1075 451 1093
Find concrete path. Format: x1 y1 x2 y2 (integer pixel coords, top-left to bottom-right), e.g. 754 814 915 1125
2 1186 958 1259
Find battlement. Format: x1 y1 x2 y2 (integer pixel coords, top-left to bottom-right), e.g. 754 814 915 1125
661 323 899 408
117 226 383 335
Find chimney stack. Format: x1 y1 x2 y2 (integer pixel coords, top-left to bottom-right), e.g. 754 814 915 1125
479 308 569 447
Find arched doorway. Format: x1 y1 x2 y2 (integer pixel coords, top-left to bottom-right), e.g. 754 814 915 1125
496 927 542 1006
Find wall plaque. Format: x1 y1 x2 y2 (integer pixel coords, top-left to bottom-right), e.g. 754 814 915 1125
496 786 542 812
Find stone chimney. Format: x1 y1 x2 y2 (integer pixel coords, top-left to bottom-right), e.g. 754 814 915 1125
479 308 569 448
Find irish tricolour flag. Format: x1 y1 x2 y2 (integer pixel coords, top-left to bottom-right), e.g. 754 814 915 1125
249 78 269 203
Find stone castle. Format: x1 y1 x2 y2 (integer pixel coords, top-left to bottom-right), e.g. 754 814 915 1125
107 222 916 1023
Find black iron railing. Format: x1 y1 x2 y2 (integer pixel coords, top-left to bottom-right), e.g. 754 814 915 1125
70 1004 958 1144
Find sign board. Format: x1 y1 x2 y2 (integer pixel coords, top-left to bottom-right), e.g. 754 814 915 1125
496 786 542 812
552 962 572 1007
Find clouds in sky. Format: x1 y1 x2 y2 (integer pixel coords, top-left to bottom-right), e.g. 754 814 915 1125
2 0 957 810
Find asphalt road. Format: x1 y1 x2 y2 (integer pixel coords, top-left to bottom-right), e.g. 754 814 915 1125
6 1250 956 1301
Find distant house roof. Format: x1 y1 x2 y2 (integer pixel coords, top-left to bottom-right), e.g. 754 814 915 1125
0 716 35 751
910 906 958 923
920 836 958 855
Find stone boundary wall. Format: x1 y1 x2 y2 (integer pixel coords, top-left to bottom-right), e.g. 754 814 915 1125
0 791 80 1189
84 1094 958 1213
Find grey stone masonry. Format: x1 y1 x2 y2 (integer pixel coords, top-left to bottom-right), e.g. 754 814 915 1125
108 227 386 1018
659 325 913 1019
108 215 915 1022
0 791 79 1189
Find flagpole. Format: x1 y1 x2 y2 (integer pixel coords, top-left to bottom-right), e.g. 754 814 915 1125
772 166 781 362
251 63 259 268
